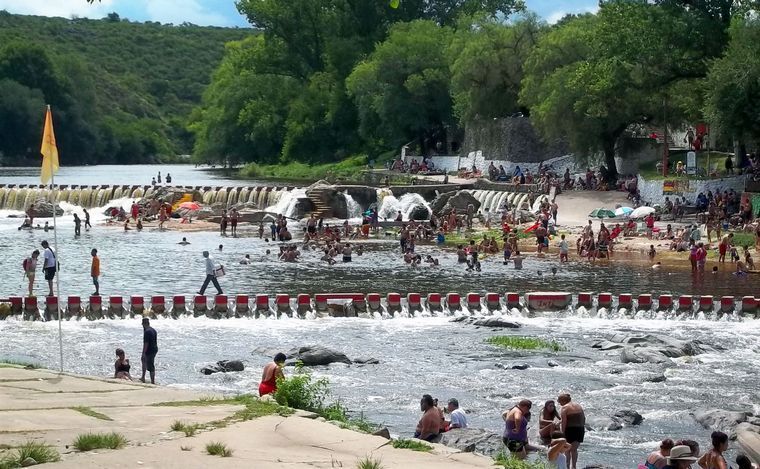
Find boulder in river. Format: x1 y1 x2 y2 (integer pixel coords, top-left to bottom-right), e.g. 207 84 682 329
30 199 63 217
438 191 481 218
620 347 674 366
472 318 521 329
408 204 431 221
438 428 504 457
285 345 352 366
694 409 756 439
353 357 380 365
613 410 644 426
200 359 245 375
429 192 455 216
585 417 622 432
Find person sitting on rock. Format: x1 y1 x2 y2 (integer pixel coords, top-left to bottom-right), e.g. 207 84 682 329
446 398 467 430
259 353 286 397
414 394 441 442
114 348 132 380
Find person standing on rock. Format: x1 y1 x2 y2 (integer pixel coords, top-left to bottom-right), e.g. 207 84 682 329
259 353 286 396
558 393 585 469
91 249 100 296
140 317 158 384
198 251 223 296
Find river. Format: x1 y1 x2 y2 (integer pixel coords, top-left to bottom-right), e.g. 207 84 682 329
0 165 755 467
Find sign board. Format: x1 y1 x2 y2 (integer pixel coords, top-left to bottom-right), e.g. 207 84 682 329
686 151 697 175
663 179 692 195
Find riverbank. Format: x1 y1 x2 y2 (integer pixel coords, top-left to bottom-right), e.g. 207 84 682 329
0 365 495 468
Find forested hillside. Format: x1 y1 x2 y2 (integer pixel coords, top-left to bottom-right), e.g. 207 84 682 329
0 11 250 165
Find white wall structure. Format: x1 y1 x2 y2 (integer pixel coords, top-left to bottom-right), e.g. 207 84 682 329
637 174 746 205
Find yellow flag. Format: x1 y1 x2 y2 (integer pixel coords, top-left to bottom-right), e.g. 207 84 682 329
40 105 59 185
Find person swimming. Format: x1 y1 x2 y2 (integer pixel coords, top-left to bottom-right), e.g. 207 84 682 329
178 237 190 245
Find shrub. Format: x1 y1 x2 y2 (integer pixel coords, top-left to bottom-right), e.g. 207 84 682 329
486 336 565 352
205 442 233 457
275 365 347 421
493 451 549 468
0 441 61 467
391 439 432 452
72 432 128 451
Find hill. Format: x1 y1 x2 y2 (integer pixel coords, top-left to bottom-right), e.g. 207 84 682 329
0 11 251 165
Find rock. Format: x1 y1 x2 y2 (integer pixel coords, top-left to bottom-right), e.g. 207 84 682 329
449 316 469 323
20 457 37 467
430 192 455 216
607 333 711 360
591 340 625 351
293 410 320 419
353 357 380 365
285 345 352 366
585 417 622 432
510 363 529 370
30 199 63 217
200 359 245 375
620 347 674 366
644 373 666 383
373 427 391 440
472 318 521 329
438 428 504 457
547 360 560 367
409 204 431 220
613 410 643 426
694 409 752 438
440 191 481 217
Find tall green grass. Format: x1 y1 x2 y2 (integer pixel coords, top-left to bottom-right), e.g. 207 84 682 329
72 432 127 451
493 451 549 468
240 154 368 182
0 441 60 468
391 439 432 452
486 336 565 352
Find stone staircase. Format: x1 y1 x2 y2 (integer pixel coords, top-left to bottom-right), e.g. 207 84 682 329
305 187 332 218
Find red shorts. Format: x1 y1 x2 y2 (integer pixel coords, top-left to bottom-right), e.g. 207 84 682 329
719 244 727 255
258 381 276 396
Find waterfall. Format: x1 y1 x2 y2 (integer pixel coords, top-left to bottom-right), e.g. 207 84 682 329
238 188 250 205
131 188 144 199
266 188 303 218
248 188 260 204
378 192 430 220
343 192 363 218
482 191 497 212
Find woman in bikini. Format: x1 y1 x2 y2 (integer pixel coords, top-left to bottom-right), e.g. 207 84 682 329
538 400 561 446
697 431 729 469
114 348 132 380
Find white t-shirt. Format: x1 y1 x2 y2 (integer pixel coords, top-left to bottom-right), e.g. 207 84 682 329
559 240 569 253
43 248 56 269
205 257 215 275
450 408 467 429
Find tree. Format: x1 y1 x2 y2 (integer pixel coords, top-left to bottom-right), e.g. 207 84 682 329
520 1 710 179
346 20 454 154
705 17 760 144
449 14 543 122
0 79 45 160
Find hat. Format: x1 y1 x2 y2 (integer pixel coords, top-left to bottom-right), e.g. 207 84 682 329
667 445 698 463
548 438 571 461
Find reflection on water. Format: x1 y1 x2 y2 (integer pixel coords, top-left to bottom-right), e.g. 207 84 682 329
1 315 757 467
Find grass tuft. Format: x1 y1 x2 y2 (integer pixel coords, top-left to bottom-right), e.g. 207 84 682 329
72 432 128 452
169 420 201 436
391 439 432 452
356 455 385 469
170 420 184 432
205 442 233 457
493 450 549 468
486 336 565 352
0 441 61 467
71 406 112 421
0 359 41 369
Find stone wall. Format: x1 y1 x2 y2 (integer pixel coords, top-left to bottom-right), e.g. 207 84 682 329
461 117 569 162
637 174 747 205
615 137 663 176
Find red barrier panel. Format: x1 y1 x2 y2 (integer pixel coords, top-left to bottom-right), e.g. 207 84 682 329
658 295 673 310
367 293 382 303
315 293 365 303
446 293 461 307
109 296 123 306
173 295 186 305
638 294 652 309
387 293 401 304
466 293 480 303
525 292 572 310
720 296 734 312
577 293 593 307
742 296 757 312
236 295 249 304
699 296 713 311
130 296 144 306
427 293 442 303
505 293 520 307
275 294 289 305
407 293 421 304
45 296 58 306
68 296 81 305
618 294 633 308
215 295 228 305
678 295 693 310
151 296 165 305
193 295 206 305
256 295 269 306
598 293 613 308
296 294 310 305
90 296 103 305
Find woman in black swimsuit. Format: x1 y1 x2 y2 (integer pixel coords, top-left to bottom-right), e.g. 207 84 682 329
114 348 132 380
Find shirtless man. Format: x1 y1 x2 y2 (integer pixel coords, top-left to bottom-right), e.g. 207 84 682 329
259 353 286 396
559 393 586 469
342 243 352 262
414 395 441 442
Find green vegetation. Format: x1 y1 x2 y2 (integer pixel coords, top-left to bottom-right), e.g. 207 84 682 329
0 12 249 165
730 233 755 249
71 406 112 421
0 359 40 369
443 228 531 248
0 441 60 468
390 439 433 452
154 394 289 430
638 153 732 181
486 336 565 352
493 451 548 468
205 442 233 458
356 456 385 469
240 155 368 182
72 432 128 452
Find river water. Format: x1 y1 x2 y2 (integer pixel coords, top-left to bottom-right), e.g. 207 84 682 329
0 165 757 467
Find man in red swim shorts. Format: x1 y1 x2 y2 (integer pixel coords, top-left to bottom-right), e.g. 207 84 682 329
259 353 286 396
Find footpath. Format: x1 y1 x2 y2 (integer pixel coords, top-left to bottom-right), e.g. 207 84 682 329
0 366 493 468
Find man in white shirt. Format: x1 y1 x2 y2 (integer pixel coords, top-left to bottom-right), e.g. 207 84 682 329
40 240 56 296
447 398 467 429
198 251 223 296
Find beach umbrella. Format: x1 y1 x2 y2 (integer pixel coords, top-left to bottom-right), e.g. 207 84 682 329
178 201 201 211
614 206 633 217
630 206 655 219
589 208 616 219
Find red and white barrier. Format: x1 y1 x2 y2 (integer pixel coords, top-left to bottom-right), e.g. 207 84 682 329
637 294 652 310
407 293 422 313
67 296 82 319
505 293 521 309
720 296 735 313
109 296 125 319
446 293 461 312
485 293 501 312
23 296 38 321
387 293 402 315
44 296 59 321
130 296 144 317
9 297 22 315
742 296 757 314
525 292 571 310
657 295 673 311
367 293 382 313
256 294 270 317
426 293 442 312
598 293 613 309
236 295 251 317
577 293 593 309
88 296 104 320
151 296 165 317
194 295 207 316
296 294 311 317
678 295 693 312
172 295 187 318
618 294 633 310
275 294 290 317
466 293 481 311
214 295 229 318
698 296 713 312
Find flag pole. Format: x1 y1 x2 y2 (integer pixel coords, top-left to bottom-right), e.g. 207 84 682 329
46 104 64 373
